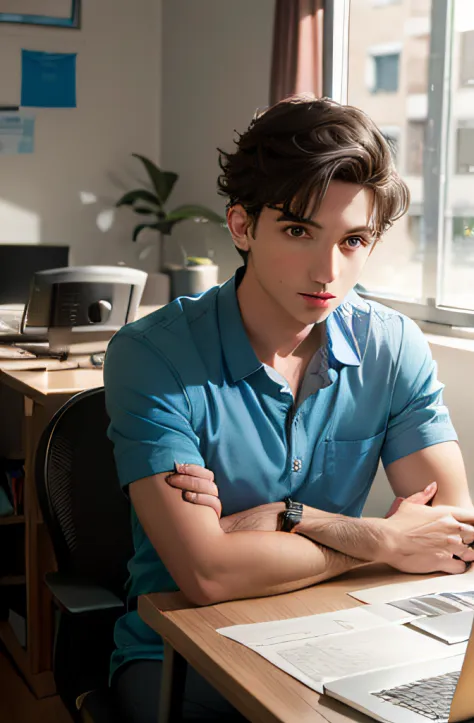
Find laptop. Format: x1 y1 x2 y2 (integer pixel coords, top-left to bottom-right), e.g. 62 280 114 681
325 617 474 723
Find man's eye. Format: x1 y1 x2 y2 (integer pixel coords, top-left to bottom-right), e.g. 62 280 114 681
343 236 365 250
284 225 308 238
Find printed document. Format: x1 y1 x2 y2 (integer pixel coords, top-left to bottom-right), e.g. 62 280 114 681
217 604 464 694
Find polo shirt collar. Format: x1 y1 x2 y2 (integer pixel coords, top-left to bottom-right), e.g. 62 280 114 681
327 289 370 367
217 267 263 383
217 269 368 381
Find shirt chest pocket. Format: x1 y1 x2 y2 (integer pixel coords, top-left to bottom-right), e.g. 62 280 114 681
322 430 386 514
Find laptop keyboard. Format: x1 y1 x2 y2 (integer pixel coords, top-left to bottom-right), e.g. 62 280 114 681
372 670 460 721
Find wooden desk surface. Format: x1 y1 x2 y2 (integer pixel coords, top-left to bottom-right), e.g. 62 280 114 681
0 367 103 399
139 565 434 723
0 304 160 401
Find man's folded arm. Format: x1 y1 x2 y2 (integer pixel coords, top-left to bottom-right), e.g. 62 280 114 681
129 471 364 606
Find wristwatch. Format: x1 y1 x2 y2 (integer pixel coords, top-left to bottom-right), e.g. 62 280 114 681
279 497 303 532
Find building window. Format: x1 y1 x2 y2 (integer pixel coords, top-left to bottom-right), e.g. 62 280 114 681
456 126 474 174
372 53 400 92
406 121 426 176
453 217 474 242
460 30 474 87
380 126 400 165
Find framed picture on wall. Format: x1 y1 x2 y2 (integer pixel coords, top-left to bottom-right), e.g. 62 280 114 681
0 1 80 29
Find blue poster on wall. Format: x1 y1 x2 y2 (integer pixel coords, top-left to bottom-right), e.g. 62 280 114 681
21 49 77 108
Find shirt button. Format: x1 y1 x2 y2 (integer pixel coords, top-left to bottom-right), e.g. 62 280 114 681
292 458 302 472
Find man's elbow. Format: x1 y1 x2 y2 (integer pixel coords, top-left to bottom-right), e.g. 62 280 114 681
180 574 230 607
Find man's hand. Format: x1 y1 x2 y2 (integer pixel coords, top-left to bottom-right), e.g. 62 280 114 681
381 496 474 574
384 482 438 518
165 464 284 532
166 463 222 518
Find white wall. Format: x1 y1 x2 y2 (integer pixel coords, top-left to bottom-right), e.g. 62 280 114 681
0 0 162 271
161 0 275 281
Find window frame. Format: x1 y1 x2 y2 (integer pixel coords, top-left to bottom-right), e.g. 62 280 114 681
323 0 474 331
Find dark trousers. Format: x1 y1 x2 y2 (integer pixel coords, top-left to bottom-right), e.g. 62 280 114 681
112 659 248 722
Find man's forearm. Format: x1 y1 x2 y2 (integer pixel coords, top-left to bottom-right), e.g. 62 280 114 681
295 507 388 562
199 529 364 605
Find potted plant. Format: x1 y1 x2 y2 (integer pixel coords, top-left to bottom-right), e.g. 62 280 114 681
116 154 226 303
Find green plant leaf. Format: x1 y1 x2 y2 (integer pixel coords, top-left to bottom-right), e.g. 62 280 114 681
166 204 226 225
186 256 213 266
132 222 161 241
132 154 178 206
134 206 156 215
116 189 160 209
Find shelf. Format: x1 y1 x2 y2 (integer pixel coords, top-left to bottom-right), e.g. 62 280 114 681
0 575 26 586
0 515 25 526
0 621 56 698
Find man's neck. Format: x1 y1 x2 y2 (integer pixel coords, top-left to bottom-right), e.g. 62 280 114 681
236 266 324 367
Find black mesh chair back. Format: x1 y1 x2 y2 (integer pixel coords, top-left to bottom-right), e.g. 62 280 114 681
35 386 134 721
36 386 133 598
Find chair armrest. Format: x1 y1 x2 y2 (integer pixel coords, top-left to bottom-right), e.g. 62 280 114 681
45 572 125 614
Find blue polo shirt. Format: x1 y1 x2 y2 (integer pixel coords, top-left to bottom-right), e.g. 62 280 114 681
104 267 457 678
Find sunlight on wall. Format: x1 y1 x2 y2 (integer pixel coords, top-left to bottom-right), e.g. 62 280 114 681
0 199 40 243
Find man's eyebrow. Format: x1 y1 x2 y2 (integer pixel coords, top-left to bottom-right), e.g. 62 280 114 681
273 211 374 236
274 210 323 228
344 225 376 236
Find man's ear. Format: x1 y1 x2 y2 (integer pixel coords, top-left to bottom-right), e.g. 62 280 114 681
227 205 251 253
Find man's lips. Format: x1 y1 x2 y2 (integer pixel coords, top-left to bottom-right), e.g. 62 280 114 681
299 292 336 300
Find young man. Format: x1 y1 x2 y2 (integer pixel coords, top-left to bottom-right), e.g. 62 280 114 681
104 96 474 722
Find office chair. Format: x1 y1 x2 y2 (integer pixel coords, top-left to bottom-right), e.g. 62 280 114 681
35 387 134 722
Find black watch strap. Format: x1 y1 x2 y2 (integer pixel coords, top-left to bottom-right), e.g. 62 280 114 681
280 497 303 532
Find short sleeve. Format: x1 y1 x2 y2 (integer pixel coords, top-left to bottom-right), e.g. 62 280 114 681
381 316 457 468
104 329 205 488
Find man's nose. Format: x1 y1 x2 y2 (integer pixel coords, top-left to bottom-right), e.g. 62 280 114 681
309 246 339 285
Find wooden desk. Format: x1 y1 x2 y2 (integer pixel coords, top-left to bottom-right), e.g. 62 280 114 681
139 565 432 723
0 365 103 697
0 304 159 696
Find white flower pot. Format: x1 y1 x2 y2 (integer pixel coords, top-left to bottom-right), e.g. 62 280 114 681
167 263 219 299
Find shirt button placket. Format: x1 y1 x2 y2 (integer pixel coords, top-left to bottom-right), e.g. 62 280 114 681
292 457 302 473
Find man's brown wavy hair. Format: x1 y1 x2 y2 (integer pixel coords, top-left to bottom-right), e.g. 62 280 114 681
217 95 410 263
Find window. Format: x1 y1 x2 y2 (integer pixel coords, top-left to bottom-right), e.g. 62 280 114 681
460 29 474 86
325 0 474 325
456 125 474 174
372 53 399 92
380 126 400 165
407 121 426 175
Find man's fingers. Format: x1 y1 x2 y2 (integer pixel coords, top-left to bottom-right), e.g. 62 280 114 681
457 522 474 545
183 491 222 518
441 557 470 574
406 481 438 505
447 535 472 558
458 547 474 563
174 462 214 481
450 508 474 525
166 473 219 497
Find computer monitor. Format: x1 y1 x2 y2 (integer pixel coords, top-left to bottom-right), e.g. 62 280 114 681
0 245 69 305
21 266 148 354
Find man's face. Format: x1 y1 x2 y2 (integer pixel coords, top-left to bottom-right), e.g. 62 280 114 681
233 181 377 325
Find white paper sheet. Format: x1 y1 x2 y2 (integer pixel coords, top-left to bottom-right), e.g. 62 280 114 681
349 568 474 605
217 605 460 694
410 610 474 644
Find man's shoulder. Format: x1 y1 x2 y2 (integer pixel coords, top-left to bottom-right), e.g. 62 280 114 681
108 285 222 379
341 290 426 358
